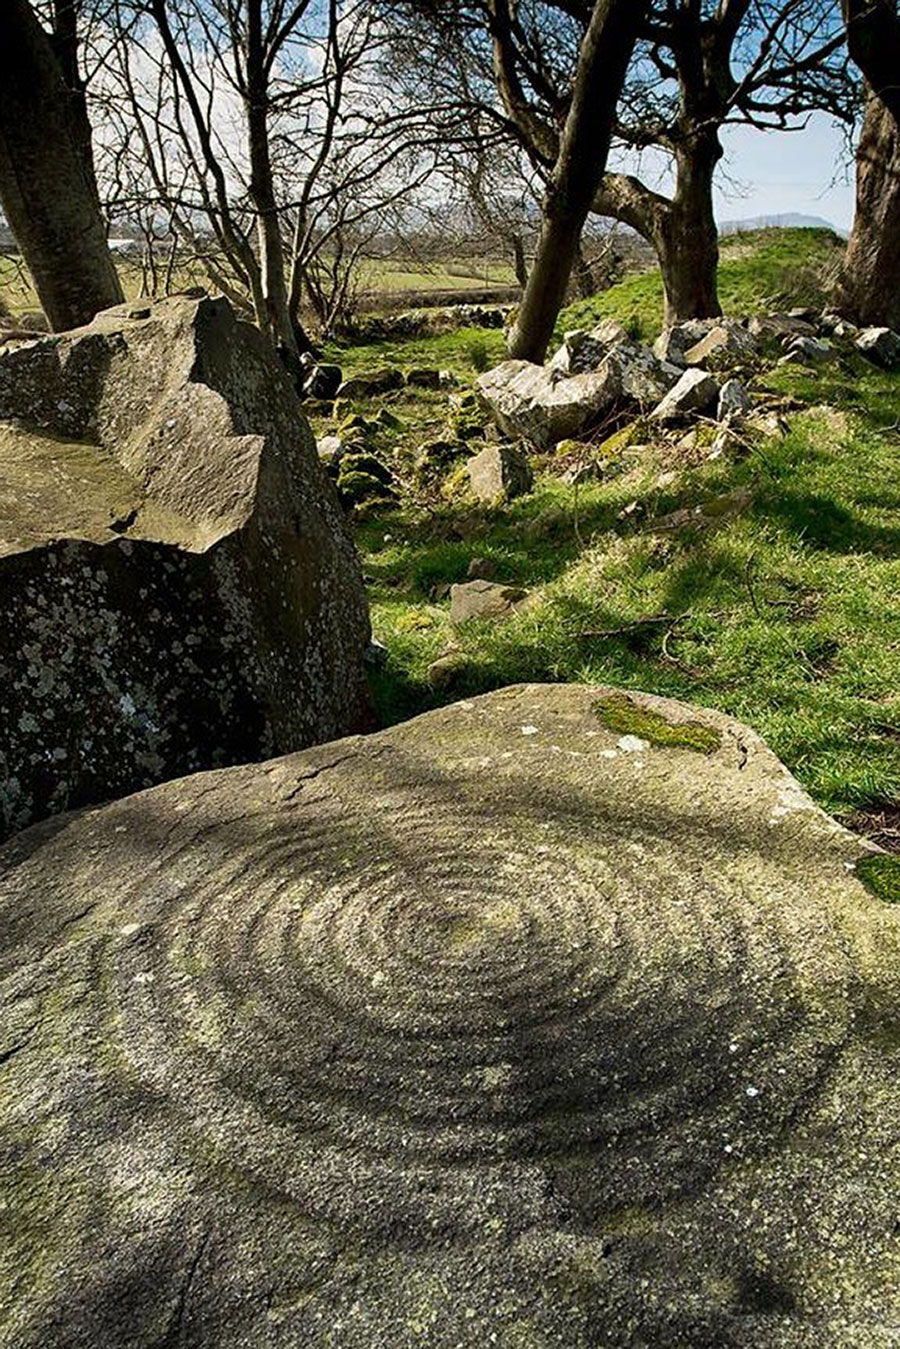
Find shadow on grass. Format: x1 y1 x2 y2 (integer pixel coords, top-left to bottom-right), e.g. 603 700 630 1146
752 489 900 556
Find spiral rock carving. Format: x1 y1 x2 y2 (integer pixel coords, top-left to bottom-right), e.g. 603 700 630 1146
1 684 899 1347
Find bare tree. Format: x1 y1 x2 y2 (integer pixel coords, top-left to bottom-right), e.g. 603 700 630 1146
595 1 853 325
96 0 437 363
0 0 123 329
835 0 900 328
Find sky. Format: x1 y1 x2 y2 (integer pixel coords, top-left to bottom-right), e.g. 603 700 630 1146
716 114 855 231
610 112 856 234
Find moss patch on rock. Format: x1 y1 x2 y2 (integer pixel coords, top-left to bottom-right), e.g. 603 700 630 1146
856 854 900 904
592 693 722 754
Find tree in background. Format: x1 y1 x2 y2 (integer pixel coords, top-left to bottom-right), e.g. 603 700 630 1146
385 0 853 329
594 0 853 325
0 0 123 329
836 0 900 328
506 0 649 359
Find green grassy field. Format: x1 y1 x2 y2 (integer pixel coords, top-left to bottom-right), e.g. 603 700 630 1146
315 229 899 836
0 251 517 319
556 228 844 341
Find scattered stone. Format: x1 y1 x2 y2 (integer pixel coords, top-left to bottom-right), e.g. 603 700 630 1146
0 296 371 841
404 367 442 388
745 411 788 439
339 452 392 485
336 367 404 398
336 453 395 505
467 556 496 580
316 434 344 472
467 444 533 502
820 312 858 338
336 471 395 506
426 652 467 689
363 637 389 667
748 313 817 342
653 319 720 366
650 368 720 422
785 335 833 362
477 359 621 450
303 363 342 400
683 323 756 367
448 389 488 440
855 327 900 368
374 408 403 430
562 461 607 486
449 579 529 623
413 439 466 482
647 486 754 533
317 433 344 454
717 378 752 420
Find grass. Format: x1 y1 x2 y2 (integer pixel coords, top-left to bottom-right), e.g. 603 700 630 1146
324 325 509 378
356 257 516 293
307 229 899 824
555 228 843 342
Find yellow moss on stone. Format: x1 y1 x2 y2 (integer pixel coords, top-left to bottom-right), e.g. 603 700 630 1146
592 693 721 754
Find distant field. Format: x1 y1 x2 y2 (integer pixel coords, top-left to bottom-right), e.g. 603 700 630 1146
0 251 518 321
357 257 517 294
1 226 844 327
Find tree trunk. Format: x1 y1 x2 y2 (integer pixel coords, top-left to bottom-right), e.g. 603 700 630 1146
511 233 528 289
50 0 102 206
245 0 305 376
509 208 587 360
574 242 596 298
0 0 123 331
508 0 648 362
837 3 900 327
656 140 722 326
835 92 900 327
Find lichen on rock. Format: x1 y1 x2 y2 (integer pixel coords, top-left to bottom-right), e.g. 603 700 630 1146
0 682 897 1347
0 296 372 840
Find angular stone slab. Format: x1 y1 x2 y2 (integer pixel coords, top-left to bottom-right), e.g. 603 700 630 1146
0 297 371 839
1 683 897 1347
476 359 620 449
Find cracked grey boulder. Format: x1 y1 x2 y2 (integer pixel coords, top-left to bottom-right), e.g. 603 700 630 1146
0 296 371 841
717 378 753 420
684 323 757 368
547 320 629 375
855 326 900 368
653 318 720 366
782 335 833 363
0 682 898 1349
650 367 720 422
466 444 533 502
476 359 621 450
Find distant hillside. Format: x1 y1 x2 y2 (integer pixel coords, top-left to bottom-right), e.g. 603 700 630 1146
721 213 844 237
